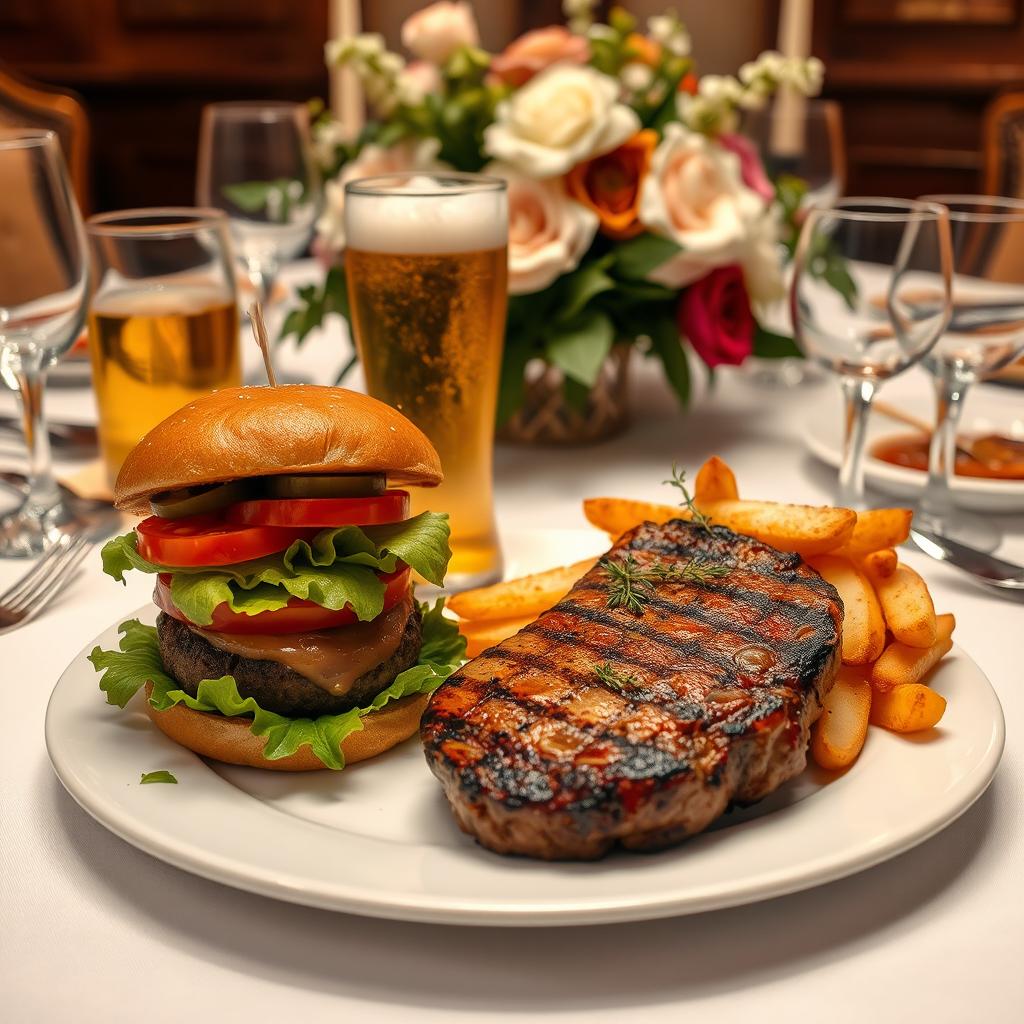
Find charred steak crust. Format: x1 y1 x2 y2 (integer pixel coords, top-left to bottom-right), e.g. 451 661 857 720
156 605 423 718
421 520 843 860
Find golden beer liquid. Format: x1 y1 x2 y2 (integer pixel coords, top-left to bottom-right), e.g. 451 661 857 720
88 287 240 485
346 246 507 586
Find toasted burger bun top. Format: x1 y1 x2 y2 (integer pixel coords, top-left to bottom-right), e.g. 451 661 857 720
114 385 442 514
142 684 429 771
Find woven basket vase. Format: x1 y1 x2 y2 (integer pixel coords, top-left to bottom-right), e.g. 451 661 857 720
498 344 632 446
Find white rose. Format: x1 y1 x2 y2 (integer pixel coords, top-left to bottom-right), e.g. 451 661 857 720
315 139 445 252
740 210 786 305
487 162 598 295
638 123 766 288
484 65 640 178
401 1 479 65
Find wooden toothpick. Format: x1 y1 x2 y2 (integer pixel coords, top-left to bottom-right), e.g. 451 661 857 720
248 302 278 387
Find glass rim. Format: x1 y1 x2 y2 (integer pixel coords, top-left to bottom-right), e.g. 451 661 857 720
202 100 306 121
345 173 508 198
804 197 949 223
0 127 57 151
919 194 1024 223
86 207 229 239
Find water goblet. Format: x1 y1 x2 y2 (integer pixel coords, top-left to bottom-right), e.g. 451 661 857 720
791 198 953 509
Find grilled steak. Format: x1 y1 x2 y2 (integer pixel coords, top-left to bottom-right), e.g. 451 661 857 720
422 520 843 860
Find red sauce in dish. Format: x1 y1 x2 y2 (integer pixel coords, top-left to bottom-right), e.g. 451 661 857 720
870 432 1024 481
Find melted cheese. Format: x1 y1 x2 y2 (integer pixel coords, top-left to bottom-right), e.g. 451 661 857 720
194 596 412 696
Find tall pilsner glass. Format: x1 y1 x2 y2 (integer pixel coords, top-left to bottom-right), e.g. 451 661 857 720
343 174 508 590
86 209 241 487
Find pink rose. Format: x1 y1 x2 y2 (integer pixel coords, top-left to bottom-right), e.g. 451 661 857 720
717 132 775 204
490 26 590 88
677 265 755 368
401 1 479 65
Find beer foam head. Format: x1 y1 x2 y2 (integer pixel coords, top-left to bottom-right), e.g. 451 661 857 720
344 174 508 254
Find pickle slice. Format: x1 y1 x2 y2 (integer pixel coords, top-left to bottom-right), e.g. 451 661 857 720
265 473 386 499
150 480 251 519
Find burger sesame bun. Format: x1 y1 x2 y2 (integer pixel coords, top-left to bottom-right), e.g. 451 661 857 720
142 684 430 770
114 385 442 515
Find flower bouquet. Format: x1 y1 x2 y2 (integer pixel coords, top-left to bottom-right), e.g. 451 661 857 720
288 0 825 442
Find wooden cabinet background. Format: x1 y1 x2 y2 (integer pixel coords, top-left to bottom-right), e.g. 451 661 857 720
0 0 332 211
808 0 1024 196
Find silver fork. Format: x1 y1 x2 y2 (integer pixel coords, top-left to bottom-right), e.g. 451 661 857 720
0 532 92 632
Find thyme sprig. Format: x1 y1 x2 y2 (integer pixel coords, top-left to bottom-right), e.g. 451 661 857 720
663 463 714 532
595 662 641 691
600 553 728 615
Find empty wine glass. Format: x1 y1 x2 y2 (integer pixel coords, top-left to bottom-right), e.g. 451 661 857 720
196 102 322 311
913 195 1024 551
0 130 88 556
791 198 953 509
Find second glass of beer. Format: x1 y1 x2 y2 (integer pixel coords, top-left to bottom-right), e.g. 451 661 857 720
86 208 241 486
344 174 508 590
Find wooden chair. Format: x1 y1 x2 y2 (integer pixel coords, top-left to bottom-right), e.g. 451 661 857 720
983 91 1024 200
0 62 90 212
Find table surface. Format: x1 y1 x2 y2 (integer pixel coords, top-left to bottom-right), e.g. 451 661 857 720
3 278 1022 1023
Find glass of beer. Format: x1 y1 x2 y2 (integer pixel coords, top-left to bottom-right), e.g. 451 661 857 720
344 174 508 590
86 208 241 486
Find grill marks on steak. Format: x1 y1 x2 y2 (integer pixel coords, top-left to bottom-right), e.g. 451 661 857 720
421 520 843 859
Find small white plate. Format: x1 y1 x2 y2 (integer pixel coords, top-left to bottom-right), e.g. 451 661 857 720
802 389 1024 512
46 530 1005 927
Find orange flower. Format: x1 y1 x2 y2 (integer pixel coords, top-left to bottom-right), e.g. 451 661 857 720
624 33 661 67
565 130 658 240
678 71 698 95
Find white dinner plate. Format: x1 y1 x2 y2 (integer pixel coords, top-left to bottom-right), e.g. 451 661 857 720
46 529 1005 927
802 387 1024 512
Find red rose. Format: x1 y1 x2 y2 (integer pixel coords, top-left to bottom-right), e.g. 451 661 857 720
677 266 755 368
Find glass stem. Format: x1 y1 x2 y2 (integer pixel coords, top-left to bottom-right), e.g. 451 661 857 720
13 350 61 514
837 375 877 509
921 364 968 518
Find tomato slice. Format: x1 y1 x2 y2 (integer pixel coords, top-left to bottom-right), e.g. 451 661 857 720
224 491 410 529
136 515 316 568
154 566 411 634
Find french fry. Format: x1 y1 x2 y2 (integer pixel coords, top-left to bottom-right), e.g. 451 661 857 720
811 666 872 770
870 684 947 733
697 499 857 556
447 558 595 622
694 456 739 503
860 548 897 579
871 613 955 691
583 497 689 538
864 560 937 648
458 615 536 658
833 508 913 557
808 555 887 664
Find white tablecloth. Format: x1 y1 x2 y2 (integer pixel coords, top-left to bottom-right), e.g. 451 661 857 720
3 285 1022 1023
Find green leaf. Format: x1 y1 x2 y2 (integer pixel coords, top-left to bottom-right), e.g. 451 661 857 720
753 323 803 359
823 258 858 311
92 607 464 771
614 234 683 281
545 309 614 388
562 376 592 414
99 512 452 626
555 261 615 323
647 315 691 406
496 337 530 428
221 179 301 222
609 279 679 304
140 771 177 785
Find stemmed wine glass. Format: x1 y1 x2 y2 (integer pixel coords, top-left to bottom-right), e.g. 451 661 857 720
0 130 88 556
743 100 845 387
913 195 1024 551
196 102 322 311
791 198 953 509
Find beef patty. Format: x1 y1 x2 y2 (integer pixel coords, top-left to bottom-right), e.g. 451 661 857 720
421 520 843 860
157 604 423 718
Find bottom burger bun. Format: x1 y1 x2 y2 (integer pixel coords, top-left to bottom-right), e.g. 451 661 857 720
142 683 430 771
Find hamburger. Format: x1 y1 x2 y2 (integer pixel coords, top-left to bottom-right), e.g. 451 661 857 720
90 385 465 771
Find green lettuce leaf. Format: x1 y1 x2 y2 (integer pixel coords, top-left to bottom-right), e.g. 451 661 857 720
100 512 451 627
89 603 466 771
140 770 178 785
